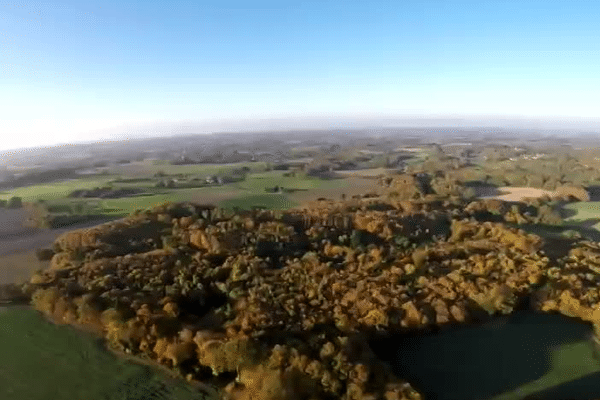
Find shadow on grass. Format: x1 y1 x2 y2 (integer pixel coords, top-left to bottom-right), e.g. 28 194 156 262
282 188 308 193
587 186 600 202
99 208 123 214
505 222 600 261
130 192 162 197
313 172 346 180
572 219 600 230
371 311 599 400
464 180 499 188
561 207 578 219
465 181 502 197
48 214 117 229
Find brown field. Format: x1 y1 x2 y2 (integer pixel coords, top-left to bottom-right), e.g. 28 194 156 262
477 186 556 202
334 168 397 178
0 210 114 258
0 209 38 241
288 176 381 205
0 209 115 285
0 251 49 285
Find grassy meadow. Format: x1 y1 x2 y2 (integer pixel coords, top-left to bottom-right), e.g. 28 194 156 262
232 170 346 190
563 201 600 230
0 162 360 225
0 307 215 400
0 177 115 202
109 160 267 178
218 193 298 210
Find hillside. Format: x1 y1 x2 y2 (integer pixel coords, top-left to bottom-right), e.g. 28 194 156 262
4 181 600 399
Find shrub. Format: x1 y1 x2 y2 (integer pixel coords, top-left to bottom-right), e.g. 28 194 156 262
350 230 362 248
462 187 477 200
555 186 590 202
7 196 22 208
394 235 412 250
561 230 582 240
35 248 55 261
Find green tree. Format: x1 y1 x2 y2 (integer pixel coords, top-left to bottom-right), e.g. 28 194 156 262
462 187 477 200
350 230 362 248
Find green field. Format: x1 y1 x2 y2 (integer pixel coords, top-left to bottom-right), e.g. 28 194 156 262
233 170 347 191
0 166 351 221
563 202 600 230
218 193 298 210
404 148 432 165
110 160 268 177
0 307 215 400
97 186 241 216
0 178 115 202
41 184 300 217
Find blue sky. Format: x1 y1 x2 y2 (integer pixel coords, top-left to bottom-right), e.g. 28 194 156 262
1 0 600 150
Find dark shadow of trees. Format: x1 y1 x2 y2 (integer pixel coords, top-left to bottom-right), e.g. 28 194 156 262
586 186 600 202
561 207 578 219
504 221 600 261
371 311 598 400
464 181 501 198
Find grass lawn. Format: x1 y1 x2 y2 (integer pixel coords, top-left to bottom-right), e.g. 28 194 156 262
93 172 343 215
404 148 432 165
0 177 116 202
0 307 214 400
111 160 268 178
234 170 347 192
96 187 243 216
218 193 298 210
0 169 354 223
563 202 600 230
14 187 236 221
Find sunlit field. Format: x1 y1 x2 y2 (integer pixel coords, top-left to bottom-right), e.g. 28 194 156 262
218 193 298 210
0 307 215 400
563 202 600 231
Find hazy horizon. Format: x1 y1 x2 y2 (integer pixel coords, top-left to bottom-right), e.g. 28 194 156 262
1 114 599 154
2 0 600 151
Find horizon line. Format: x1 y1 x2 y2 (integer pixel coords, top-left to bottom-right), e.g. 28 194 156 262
2 113 600 154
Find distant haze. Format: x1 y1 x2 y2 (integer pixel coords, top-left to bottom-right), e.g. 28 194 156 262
2 1 600 151
83 115 600 139
2 114 600 152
